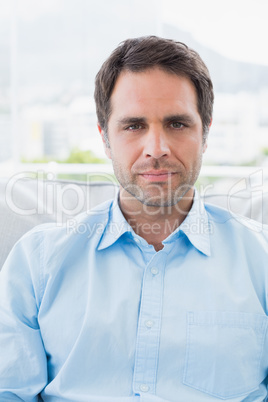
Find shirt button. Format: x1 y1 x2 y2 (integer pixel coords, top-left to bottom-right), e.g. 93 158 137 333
145 320 154 328
140 384 149 392
151 267 159 275
134 238 140 244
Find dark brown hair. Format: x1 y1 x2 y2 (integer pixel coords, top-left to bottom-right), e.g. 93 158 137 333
94 36 214 140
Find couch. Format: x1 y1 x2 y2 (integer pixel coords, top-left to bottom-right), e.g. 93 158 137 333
1 176 267 269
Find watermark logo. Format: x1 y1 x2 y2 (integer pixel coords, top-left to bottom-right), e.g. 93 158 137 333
4 169 267 233
227 169 264 232
5 171 118 224
65 216 213 238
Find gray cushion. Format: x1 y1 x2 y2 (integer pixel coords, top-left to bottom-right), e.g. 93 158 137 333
0 177 267 269
1 178 118 269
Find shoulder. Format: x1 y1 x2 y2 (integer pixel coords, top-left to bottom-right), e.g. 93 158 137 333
14 198 114 256
0 199 115 306
204 202 268 248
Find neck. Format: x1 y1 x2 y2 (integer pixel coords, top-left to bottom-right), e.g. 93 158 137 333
119 188 194 250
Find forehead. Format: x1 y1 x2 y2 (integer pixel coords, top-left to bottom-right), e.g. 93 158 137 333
109 68 199 117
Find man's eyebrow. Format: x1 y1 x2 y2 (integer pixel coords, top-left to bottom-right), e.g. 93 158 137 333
116 117 146 126
163 114 196 125
117 114 196 126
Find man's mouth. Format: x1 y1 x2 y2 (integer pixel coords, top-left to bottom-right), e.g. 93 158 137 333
139 170 176 182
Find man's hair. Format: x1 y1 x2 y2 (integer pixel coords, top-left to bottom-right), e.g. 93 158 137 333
94 35 214 142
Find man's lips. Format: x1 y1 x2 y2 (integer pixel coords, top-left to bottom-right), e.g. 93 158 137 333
139 170 177 181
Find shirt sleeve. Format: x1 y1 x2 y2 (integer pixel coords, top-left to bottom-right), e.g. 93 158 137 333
0 230 47 401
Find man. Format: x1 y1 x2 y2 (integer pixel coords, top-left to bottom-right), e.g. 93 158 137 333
0 36 268 401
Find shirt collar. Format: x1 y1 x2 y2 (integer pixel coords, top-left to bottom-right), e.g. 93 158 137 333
98 190 211 256
175 191 211 256
97 192 134 250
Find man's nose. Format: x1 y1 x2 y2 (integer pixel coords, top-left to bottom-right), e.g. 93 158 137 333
142 128 171 159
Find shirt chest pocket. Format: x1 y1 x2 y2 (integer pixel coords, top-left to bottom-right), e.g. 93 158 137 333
183 311 268 400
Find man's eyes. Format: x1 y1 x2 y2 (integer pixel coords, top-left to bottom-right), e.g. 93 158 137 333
123 122 185 131
124 124 143 131
169 122 185 129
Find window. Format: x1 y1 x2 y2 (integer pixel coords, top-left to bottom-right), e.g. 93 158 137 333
1 0 267 190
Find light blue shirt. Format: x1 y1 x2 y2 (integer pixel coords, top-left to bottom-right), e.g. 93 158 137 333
1 193 268 402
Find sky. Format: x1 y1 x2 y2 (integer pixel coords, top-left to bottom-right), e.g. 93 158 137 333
163 0 268 66
1 0 268 66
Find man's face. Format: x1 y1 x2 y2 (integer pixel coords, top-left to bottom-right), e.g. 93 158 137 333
99 68 207 208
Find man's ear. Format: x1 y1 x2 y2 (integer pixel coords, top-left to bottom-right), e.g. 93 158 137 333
97 123 111 159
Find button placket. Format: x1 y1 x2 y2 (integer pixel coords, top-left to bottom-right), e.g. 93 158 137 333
151 267 159 275
140 384 149 392
145 320 154 328
132 252 167 395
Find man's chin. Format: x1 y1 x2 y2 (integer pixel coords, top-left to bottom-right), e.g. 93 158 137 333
131 192 187 208
119 181 195 207
138 198 179 208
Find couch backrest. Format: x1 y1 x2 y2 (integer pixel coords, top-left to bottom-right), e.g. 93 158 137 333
1 178 118 269
1 177 267 269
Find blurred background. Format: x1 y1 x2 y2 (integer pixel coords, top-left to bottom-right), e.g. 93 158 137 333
0 0 268 191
